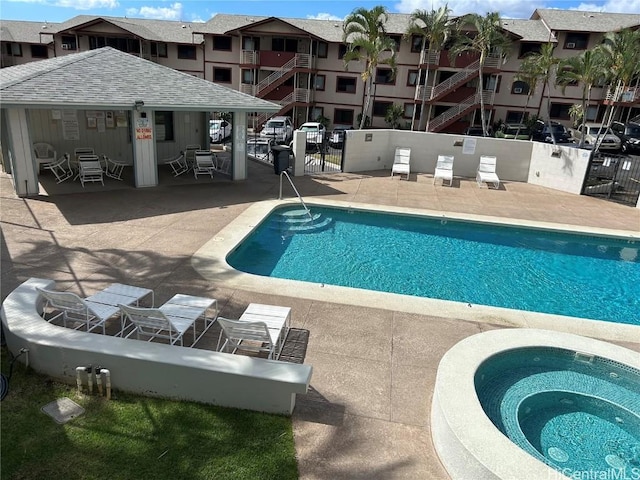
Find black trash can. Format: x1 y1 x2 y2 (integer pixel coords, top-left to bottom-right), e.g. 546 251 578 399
271 145 291 174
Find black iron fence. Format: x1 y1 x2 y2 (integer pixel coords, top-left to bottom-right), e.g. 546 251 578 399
581 152 640 206
302 131 344 174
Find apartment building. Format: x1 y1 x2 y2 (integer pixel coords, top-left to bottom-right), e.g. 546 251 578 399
2 9 639 133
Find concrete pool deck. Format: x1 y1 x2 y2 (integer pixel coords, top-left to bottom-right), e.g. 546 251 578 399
2 162 639 479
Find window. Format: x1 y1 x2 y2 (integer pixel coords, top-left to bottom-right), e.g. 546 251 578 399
242 37 260 50
150 42 167 57
338 44 348 59
272 37 297 52
90 36 140 53
411 35 423 53
407 70 419 86
511 80 529 95
5 43 22 56
314 41 328 58
310 107 324 121
154 111 174 141
404 103 421 119
30 44 48 58
505 111 527 124
61 35 77 51
519 43 541 58
241 69 254 84
549 103 572 120
177 44 197 59
373 101 393 117
375 68 395 85
334 109 354 125
213 36 232 51
389 34 401 52
564 33 588 50
213 68 232 83
336 76 357 93
314 74 326 91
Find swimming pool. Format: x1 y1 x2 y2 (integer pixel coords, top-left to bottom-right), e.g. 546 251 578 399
227 205 640 326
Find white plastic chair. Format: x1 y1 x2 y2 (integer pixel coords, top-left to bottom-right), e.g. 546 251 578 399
103 155 127 180
433 155 455 186
193 150 216 179
163 153 188 177
476 156 500 189
33 142 56 171
391 147 411 180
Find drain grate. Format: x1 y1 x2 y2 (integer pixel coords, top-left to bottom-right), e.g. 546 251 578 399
41 397 85 424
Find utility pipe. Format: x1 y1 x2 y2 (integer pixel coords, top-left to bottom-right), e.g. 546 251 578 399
95 367 103 396
100 368 111 400
75 367 85 395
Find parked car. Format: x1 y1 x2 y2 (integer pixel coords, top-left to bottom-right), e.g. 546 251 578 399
297 121 327 152
329 124 353 149
209 119 232 143
259 116 294 144
530 120 573 144
571 123 621 151
247 137 274 163
464 126 492 137
495 123 531 140
610 121 640 154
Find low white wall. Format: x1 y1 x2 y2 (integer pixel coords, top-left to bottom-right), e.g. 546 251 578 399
1 278 312 415
527 142 591 194
342 129 533 182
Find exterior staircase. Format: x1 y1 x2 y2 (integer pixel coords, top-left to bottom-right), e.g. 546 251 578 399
428 90 494 132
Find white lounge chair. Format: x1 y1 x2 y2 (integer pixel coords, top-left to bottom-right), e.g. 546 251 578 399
41 153 73 183
193 150 216 179
163 153 188 176
476 155 500 189
216 317 284 360
433 155 454 186
103 155 128 180
120 294 217 347
78 155 104 187
38 284 154 335
391 147 411 180
37 287 119 334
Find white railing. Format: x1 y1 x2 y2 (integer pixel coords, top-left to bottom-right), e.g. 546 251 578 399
429 55 501 100
240 84 256 96
256 53 312 95
428 90 493 131
279 88 311 105
241 50 259 64
605 85 639 103
420 50 440 65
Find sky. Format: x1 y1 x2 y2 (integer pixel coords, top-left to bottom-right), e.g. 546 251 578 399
1 0 639 25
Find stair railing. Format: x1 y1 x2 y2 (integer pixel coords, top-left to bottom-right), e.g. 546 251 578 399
279 170 313 220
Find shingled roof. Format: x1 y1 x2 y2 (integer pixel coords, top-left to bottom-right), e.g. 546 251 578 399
532 9 640 32
0 47 279 112
501 19 557 43
56 15 204 44
0 20 58 44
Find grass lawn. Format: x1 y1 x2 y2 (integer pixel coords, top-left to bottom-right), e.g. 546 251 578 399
1 347 298 480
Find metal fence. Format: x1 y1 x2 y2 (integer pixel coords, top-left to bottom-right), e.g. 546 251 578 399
302 131 344 175
581 152 640 206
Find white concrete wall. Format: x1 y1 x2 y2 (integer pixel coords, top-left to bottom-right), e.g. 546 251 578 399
527 142 591 195
342 129 533 182
1 278 312 415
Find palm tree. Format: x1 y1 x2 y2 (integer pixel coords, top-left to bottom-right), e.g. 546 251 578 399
597 28 640 128
516 43 559 144
513 61 540 138
556 48 606 148
384 103 404 128
448 12 512 137
404 5 453 131
343 6 398 129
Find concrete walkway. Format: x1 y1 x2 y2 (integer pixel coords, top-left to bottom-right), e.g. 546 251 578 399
1 162 639 479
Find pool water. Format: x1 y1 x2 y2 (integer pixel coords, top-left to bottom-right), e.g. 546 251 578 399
227 205 640 325
475 347 640 478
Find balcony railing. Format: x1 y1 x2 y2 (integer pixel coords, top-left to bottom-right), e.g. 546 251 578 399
256 53 312 96
605 85 639 103
419 50 440 66
241 50 259 64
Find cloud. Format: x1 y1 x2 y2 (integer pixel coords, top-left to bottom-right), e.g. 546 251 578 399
394 0 548 18
571 0 640 13
125 2 183 20
10 0 120 9
307 12 344 21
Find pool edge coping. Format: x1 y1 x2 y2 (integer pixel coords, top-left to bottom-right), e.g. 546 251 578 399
191 198 640 343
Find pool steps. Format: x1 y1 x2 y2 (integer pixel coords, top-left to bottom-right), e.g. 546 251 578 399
270 209 333 233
